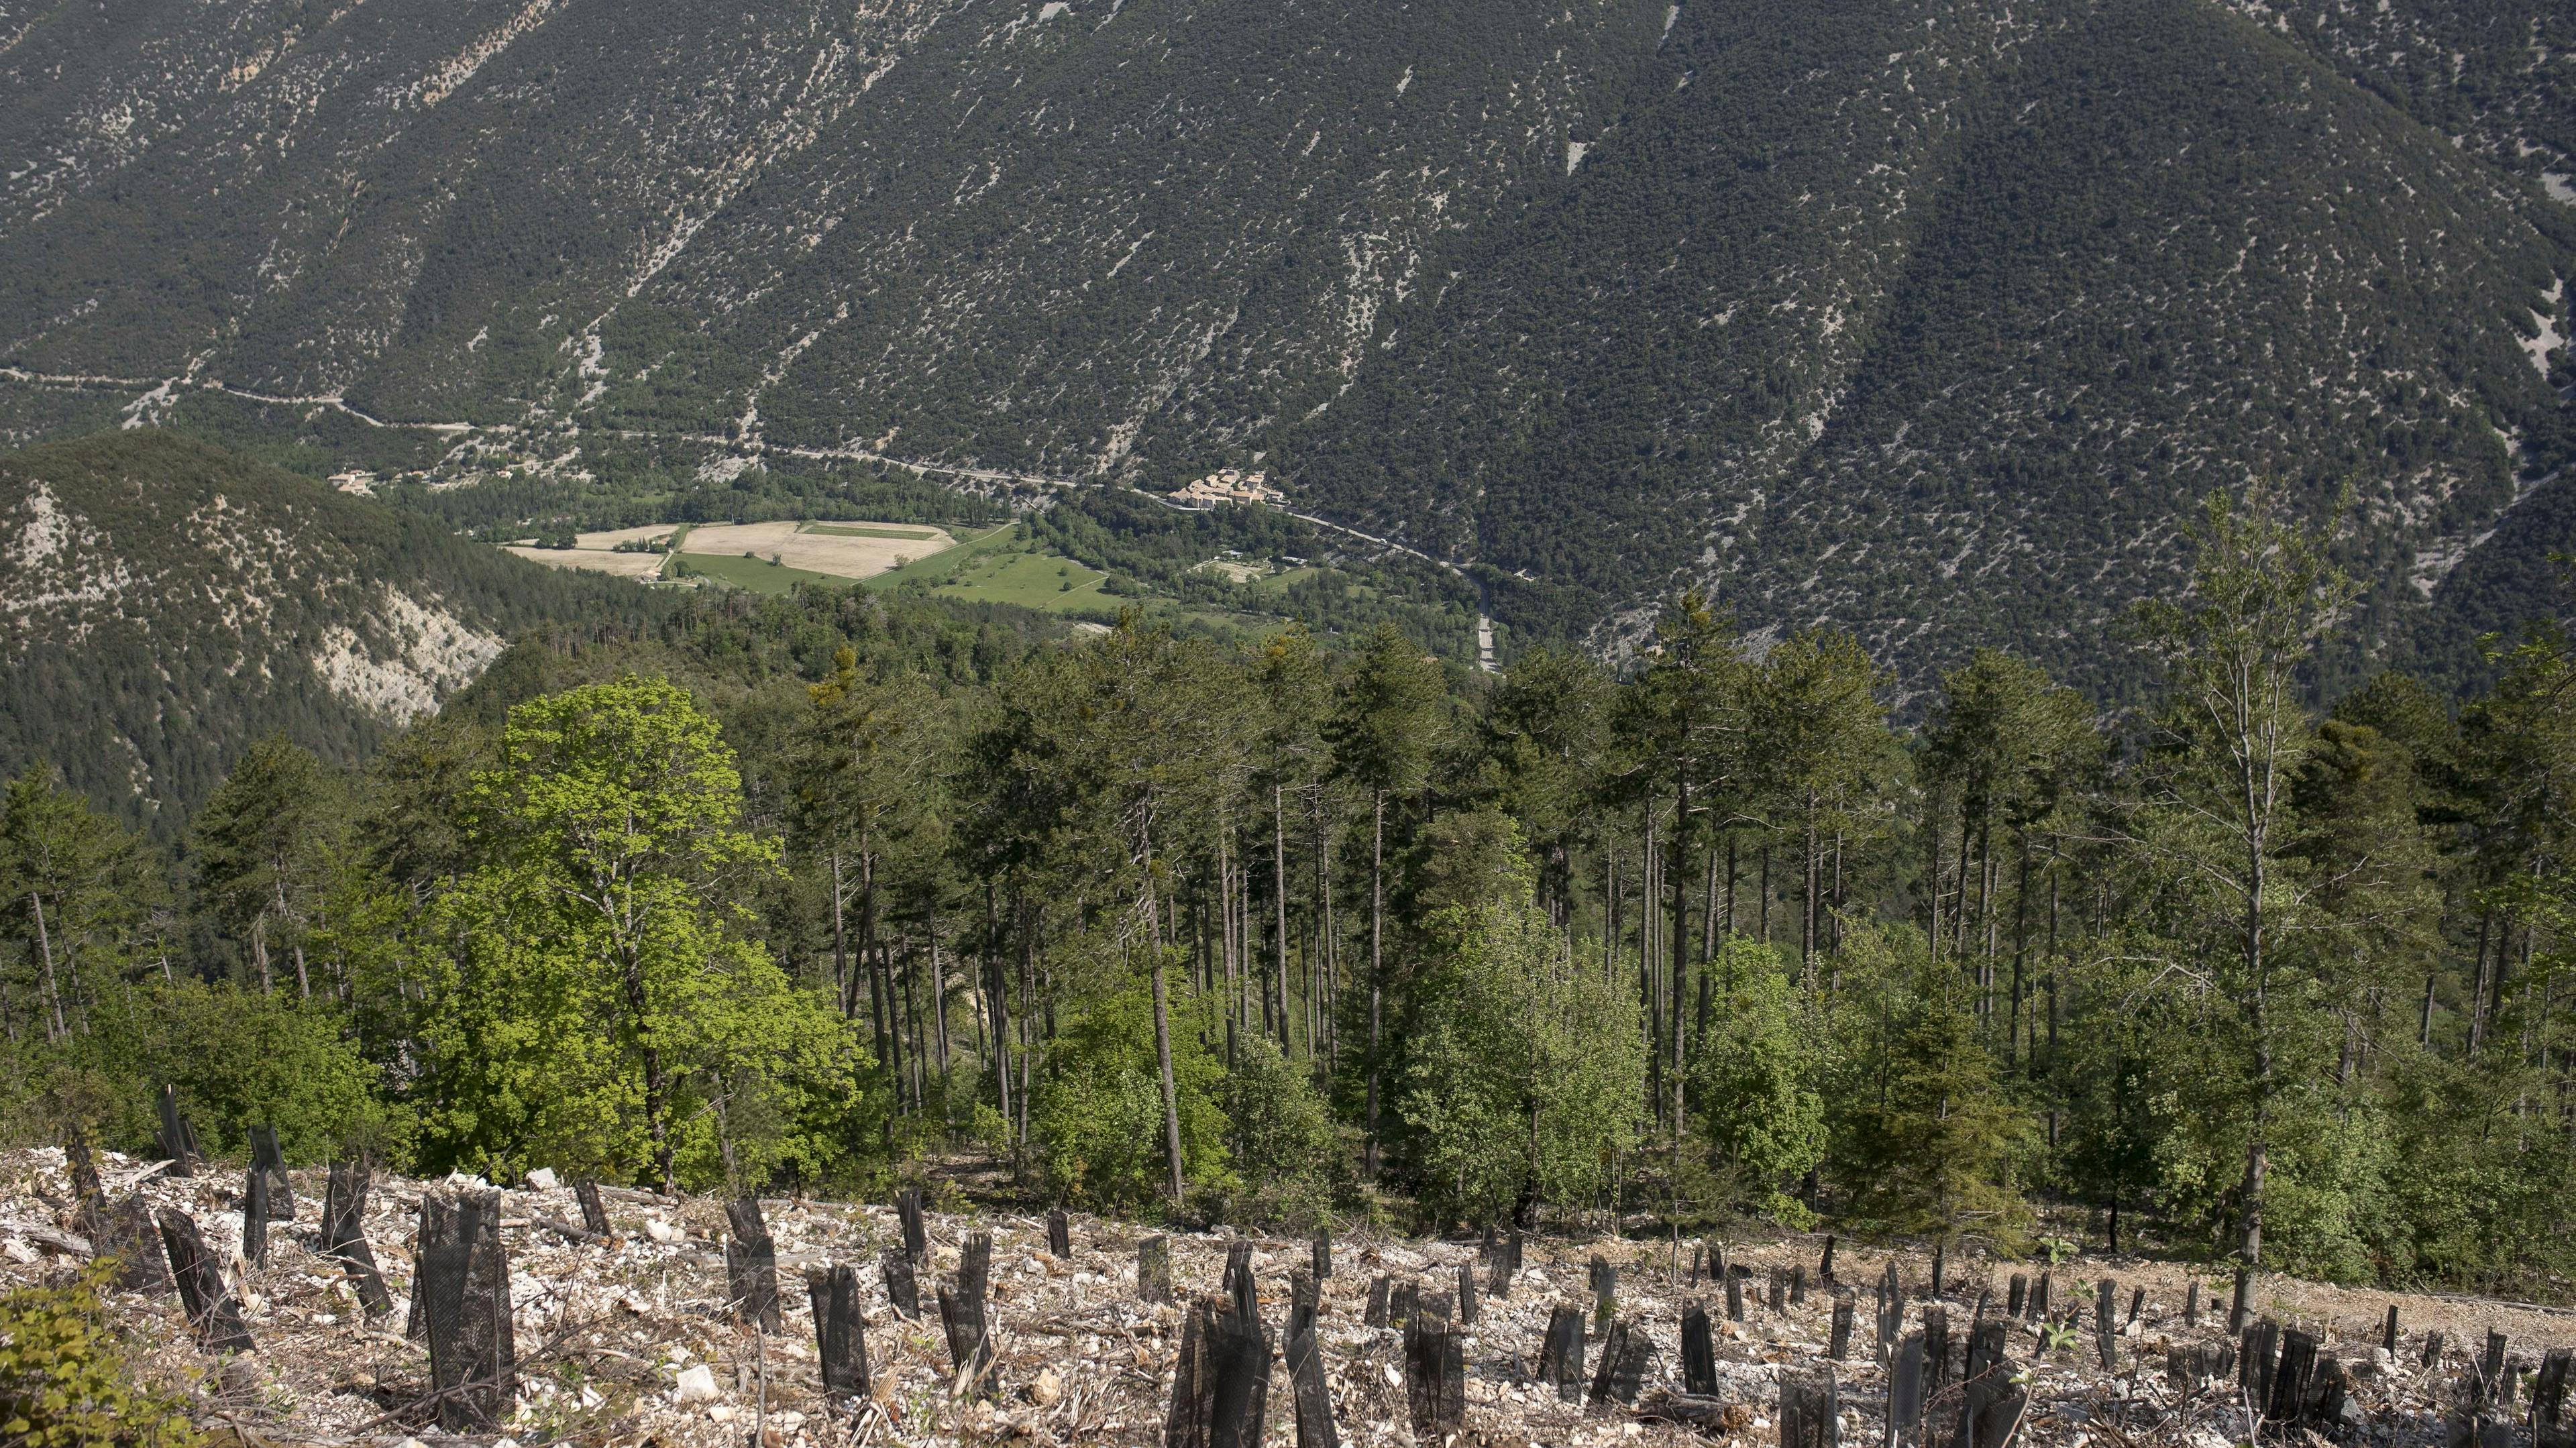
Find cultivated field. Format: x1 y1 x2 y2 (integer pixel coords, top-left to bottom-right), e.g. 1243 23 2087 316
680 520 955 581
500 545 669 579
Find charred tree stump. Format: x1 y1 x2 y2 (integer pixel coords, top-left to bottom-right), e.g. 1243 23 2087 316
1925 1306 1951 1398
2029 1271 2050 1324
1538 1304 1587 1402
1405 1316 1466 1437
1289 1268 1319 1343
1589 1255 1617 1322
2240 1320 2283 1413
883 1245 921 1317
1888 1332 1926 1446
1285 1327 1339 1448
319 1160 391 1319
896 1186 929 1262
808 1264 871 1398
574 1178 612 1237
1364 1275 1391 1329
1682 1302 1719 1395
1140 1235 1174 1304
419 1190 514 1433
1770 1264 1788 1314
2383 1305 2401 1355
1830 1292 1856 1361
1727 1266 1746 1323
2229 1267 2252 1335
1781 1367 1838 1448
726 1198 782 1333
2267 1327 2320 1431
1820 1235 1837 1284
156 1208 250 1353
1587 1319 1652 1412
1458 1262 1480 1326
2006 1275 2027 1319
1048 1209 1073 1259
2095 1280 2118 1372
1793 1264 1809 1305
154 1085 201 1177
938 1231 996 1397
1312 1229 1332 1281
247 1124 292 1214
1931 1245 1946 1300
241 1163 271 1269
1168 1297 1272 1448
1224 1240 1258 1321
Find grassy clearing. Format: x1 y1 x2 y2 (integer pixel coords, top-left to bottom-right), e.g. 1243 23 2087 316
932 547 1115 611
864 524 1021 591
802 522 941 541
673 551 841 594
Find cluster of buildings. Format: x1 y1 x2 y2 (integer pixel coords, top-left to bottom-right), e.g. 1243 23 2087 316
1169 467 1283 508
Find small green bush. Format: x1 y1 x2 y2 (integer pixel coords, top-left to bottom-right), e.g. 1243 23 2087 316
0 1265 201 1447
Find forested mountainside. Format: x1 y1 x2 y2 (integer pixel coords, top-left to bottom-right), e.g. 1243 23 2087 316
3 0 2571 696
0 431 647 830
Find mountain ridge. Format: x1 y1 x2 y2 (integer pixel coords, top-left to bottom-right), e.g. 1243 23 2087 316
1 0 2571 694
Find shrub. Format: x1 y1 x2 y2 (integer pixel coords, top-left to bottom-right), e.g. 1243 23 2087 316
0 1265 201 1447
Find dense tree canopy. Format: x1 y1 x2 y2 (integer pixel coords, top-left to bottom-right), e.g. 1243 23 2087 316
4 492 2576 1301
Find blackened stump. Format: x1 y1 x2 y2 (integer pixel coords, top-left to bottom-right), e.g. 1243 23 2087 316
156 1207 250 1353
726 1197 782 1333
883 1246 921 1317
1682 1302 1718 1395
574 1179 611 1237
808 1265 871 1398
1538 1304 1586 1401
1781 1368 1838 1448
1285 1327 1338 1448
1048 1209 1072 1259
1140 1235 1173 1304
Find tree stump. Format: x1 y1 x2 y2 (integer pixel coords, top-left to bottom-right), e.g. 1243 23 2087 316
1780 1367 1838 1448
1458 1262 1480 1325
574 1178 612 1237
1829 1292 1855 1361
2229 1267 2252 1335
1726 1267 1746 1323
1224 1240 1259 1321
2383 1305 2401 1355
1889 1331 1927 1442
1405 1317 1466 1436
1681 1302 1718 1395
154 1085 201 1177
726 1198 783 1333
1140 1235 1173 1304
1364 1275 1391 1329
1931 1245 1946 1300
1285 1327 1339 1448
1956 1357 2029 1448
1792 1264 1809 1305
883 1245 921 1317
1048 1209 1072 1259
1819 1234 1836 1284
939 1231 996 1396
2094 1280 2118 1372
1311 1229 1331 1281
241 1164 272 1269
1587 1319 1652 1412
1538 1304 1586 1402
2006 1275 2027 1319
1924 1306 1951 1397
808 1264 871 1398
319 1160 391 1319
419 1190 513 1432
1770 1264 1787 1314
248 1124 293 1214
2240 1320 2282 1412
897 1186 929 1262
2029 1271 2051 1324
1289 1268 1319 1343
1589 1255 1616 1321
156 1208 250 1353
1168 1297 1271 1448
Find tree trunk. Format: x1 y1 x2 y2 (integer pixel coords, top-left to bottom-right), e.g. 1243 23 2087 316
1275 784 1291 1048
29 893 63 1042
1366 790 1386 1180
1141 818 1185 1204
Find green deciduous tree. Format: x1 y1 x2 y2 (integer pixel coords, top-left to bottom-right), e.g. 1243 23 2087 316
1398 865 1644 1228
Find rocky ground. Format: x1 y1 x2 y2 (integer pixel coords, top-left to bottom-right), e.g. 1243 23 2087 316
0 1148 2567 1447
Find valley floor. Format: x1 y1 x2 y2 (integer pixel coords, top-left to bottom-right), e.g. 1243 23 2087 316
0 1148 2561 1447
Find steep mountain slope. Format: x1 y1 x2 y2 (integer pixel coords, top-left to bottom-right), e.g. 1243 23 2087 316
0 431 646 830
2 0 2570 694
